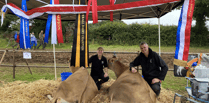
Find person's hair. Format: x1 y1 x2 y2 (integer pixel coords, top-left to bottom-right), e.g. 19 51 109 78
97 47 104 51
140 41 148 46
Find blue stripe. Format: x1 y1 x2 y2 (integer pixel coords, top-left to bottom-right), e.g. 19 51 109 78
20 0 31 49
20 18 24 49
25 19 31 48
3 8 7 12
44 0 53 43
44 14 52 43
174 5 184 59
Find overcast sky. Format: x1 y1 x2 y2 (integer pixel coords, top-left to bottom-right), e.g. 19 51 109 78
122 10 183 25
116 9 208 27
88 9 209 27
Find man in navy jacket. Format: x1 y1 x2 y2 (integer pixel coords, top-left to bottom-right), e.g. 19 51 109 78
130 42 168 96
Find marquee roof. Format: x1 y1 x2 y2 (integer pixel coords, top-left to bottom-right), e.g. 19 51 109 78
0 0 184 20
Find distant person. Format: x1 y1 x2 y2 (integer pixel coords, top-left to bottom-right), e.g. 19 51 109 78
30 32 37 49
37 30 46 49
130 42 168 96
88 47 109 90
12 31 20 49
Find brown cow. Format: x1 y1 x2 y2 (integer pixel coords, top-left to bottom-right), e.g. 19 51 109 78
51 66 98 103
108 57 157 103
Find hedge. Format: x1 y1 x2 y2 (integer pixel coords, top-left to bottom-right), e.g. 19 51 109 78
68 20 209 46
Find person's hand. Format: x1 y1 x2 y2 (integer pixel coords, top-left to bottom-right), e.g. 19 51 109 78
151 78 160 84
131 67 137 73
104 73 108 77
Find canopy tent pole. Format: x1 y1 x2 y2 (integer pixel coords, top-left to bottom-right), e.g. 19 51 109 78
53 44 57 80
158 18 161 56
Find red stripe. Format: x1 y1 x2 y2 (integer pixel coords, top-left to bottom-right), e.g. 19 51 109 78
182 0 195 61
109 0 114 21
86 0 92 22
54 0 60 4
7 0 180 16
56 14 64 43
54 0 64 43
8 3 26 13
92 0 98 24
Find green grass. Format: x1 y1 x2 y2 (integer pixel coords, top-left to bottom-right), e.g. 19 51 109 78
1 38 209 53
162 71 189 96
0 63 69 84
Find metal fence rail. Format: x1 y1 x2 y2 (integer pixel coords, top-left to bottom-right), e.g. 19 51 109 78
0 49 207 78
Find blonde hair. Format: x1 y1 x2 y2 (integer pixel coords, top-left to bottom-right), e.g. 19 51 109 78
97 47 104 51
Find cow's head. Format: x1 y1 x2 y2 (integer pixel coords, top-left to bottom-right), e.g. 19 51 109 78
108 55 120 71
108 56 128 78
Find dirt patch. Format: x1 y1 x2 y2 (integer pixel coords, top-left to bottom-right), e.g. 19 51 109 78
0 51 175 69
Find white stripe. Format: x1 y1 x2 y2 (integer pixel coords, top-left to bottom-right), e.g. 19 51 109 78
23 19 27 49
52 0 54 5
51 14 57 44
5 5 44 19
73 0 75 10
36 0 49 5
42 4 87 7
1 5 6 11
178 0 189 60
51 0 57 44
1 13 4 26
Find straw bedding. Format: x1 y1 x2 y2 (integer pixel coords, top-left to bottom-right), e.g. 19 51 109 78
0 78 179 103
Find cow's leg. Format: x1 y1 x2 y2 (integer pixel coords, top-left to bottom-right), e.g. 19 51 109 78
150 82 161 96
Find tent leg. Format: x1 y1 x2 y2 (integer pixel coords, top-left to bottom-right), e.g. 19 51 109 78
13 49 16 79
158 18 161 56
53 44 57 80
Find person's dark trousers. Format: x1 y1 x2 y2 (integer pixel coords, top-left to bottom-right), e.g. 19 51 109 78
43 43 46 49
150 82 161 96
37 40 44 49
12 43 19 49
91 75 109 90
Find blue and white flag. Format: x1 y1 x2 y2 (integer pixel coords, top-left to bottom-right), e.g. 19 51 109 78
20 0 31 49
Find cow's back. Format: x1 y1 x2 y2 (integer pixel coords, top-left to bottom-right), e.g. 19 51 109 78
52 68 98 103
109 70 156 103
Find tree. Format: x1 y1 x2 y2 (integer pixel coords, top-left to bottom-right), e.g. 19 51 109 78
30 19 47 37
192 0 209 46
0 14 19 34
